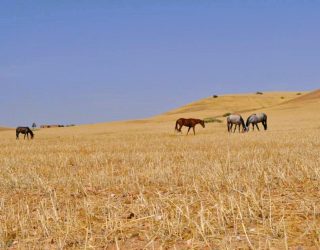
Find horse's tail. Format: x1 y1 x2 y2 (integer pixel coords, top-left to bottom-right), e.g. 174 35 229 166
227 118 230 132
264 114 268 130
175 120 179 132
28 127 34 139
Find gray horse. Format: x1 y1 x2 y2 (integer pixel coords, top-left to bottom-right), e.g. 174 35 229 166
227 114 248 133
246 113 267 131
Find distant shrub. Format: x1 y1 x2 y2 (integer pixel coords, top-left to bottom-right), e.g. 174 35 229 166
222 112 232 117
296 92 302 95
212 95 218 98
204 117 222 123
281 96 285 99
256 91 263 95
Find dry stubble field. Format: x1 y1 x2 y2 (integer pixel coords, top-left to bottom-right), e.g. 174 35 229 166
0 91 320 249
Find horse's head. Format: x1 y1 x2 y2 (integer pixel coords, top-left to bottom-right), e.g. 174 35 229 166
201 120 205 128
29 129 34 139
242 126 249 133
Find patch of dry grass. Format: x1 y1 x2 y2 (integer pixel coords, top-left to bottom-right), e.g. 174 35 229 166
0 91 319 249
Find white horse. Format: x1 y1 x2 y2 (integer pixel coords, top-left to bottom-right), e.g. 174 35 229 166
246 113 267 131
227 114 248 133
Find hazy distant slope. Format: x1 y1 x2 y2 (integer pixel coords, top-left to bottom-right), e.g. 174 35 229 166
0 127 12 131
268 89 320 111
283 89 320 104
154 91 303 121
261 89 320 129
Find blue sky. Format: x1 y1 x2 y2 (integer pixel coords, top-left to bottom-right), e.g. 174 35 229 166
1 1 319 127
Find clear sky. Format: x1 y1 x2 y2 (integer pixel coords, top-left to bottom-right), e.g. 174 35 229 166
1 1 319 127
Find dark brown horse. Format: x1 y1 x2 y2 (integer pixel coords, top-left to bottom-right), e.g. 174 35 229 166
16 127 34 140
175 118 205 135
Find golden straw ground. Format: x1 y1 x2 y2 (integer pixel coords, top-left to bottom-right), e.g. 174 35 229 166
0 90 319 249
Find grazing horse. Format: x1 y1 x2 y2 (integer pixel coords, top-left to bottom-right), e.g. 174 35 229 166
16 127 34 140
175 118 205 135
227 114 248 133
246 113 267 131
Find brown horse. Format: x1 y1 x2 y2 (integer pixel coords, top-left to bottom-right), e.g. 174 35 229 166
16 127 34 140
175 118 205 135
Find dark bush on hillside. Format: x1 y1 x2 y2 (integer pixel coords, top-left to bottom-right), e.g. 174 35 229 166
256 91 263 95
281 96 285 99
223 112 232 117
204 117 223 123
212 95 218 98
296 92 302 95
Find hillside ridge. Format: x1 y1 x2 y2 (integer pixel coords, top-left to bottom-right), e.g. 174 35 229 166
153 91 308 121
281 89 320 104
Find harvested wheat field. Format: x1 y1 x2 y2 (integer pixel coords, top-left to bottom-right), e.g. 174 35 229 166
0 127 12 132
0 90 320 249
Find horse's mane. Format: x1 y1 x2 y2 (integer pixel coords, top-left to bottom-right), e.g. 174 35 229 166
240 116 246 128
246 114 255 127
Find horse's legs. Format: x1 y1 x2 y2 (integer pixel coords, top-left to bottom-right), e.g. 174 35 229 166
233 124 237 133
239 124 241 133
256 124 260 131
187 127 191 135
16 132 19 140
263 121 267 130
252 124 255 131
24 133 26 139
193 126 195 135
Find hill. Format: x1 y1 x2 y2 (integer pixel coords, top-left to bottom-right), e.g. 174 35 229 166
258 89 320 130
153 91 304 121
283 89 320 104
1 91 313 136
15 90 312 136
